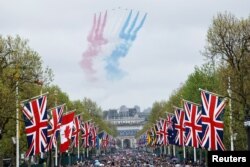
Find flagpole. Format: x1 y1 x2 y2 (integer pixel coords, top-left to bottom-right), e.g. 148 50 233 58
183 145 186 164
21 92 49 103
198 88 225 98
173 145 176 156
54 90 58 167
16 81 19 167
227 77 234 151
194 147 196 163
168 145 170 155
78 137 80 160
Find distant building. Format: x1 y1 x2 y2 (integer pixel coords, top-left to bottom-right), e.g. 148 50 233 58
103 105 150 148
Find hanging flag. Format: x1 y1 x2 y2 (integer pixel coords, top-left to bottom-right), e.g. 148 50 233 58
89 124 98 148
21 95 48 156
200 90 226 151
168 115 176 145
81 121 91 148
97 131 104 149
159 115 173 146
155 122 163 146
60 112 75 152
173 107 186 146
71 115 81 147
47 105 64 151
146 130 152 146
183 100 202 148
101 132 109 148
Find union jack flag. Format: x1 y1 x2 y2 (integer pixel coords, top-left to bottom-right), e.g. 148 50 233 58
89 123 98 148
200 90 226 151
21 95 48 156
183 100 202 148
159 114 173 146
101 132 109 148
80 121 91 148
47 105 64 151
155 122 163 146
71 115 81 147
173 108 186 146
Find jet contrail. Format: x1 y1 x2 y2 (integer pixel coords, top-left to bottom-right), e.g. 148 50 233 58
80 11 108 80
105 11 147 80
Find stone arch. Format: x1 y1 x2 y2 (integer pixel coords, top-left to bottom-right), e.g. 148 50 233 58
123 139 131 148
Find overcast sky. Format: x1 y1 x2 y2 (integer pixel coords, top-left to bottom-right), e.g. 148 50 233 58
1 0 249 111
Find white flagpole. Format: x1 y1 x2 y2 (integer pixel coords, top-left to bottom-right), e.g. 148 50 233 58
183 145 186 163
168 145 170 155
194 147 197 163
173 145 176 156
227 77 234 151
54 90 58 167
16 81 19 167
78 140 80 160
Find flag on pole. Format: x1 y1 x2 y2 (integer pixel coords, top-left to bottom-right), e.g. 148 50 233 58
155 122 163 146
71 115 81 147
183 100 202 148
60 112 75 152
47 105 64 151
173 108 186 146
89 123 98 148
200 90 226 151
21 95 48 156
81 121 91 148
101 132 109 148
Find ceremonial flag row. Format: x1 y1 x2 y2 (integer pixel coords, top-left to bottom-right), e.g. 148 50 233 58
138 89 227 151
21 94 113 157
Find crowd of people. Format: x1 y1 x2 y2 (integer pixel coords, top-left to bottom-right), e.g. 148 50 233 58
70 149 206 167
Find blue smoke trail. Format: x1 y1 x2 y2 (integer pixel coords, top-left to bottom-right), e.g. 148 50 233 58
105 11 147 80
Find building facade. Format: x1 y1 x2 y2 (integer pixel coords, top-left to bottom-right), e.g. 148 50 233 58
103 105 150 148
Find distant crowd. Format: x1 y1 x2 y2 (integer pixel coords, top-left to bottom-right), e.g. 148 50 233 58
69 149 206 167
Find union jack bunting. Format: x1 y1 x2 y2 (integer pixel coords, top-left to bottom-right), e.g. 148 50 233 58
71 115 81 147
80 121 91 148
47 105 64 151
21 95 48 156
173 108 186 146
200 90 226 151
183 100 202 148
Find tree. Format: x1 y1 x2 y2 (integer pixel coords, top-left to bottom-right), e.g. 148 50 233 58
204 12 250 116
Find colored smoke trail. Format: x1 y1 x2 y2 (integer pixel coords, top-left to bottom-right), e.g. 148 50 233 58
80 11 108 80
105 11 147 80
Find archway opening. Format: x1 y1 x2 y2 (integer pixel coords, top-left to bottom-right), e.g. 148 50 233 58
123 139 131 148
116 139 122 148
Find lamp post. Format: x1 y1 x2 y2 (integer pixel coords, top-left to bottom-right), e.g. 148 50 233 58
227 77 234 151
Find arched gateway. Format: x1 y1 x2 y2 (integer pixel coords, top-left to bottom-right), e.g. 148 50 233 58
103 106 150 148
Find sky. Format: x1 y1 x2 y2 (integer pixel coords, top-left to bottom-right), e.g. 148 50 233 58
1 0 249 111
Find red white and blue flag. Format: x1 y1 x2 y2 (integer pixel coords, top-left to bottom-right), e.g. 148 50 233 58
60 112 75 152
101 132 109 148
200 90 226 151
159 118 169 145
81 121 91 148
172 108 186 146
89 123 98 148
71 115 81 147
47 105 64 151
21 95 48 156
183 100 202 148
